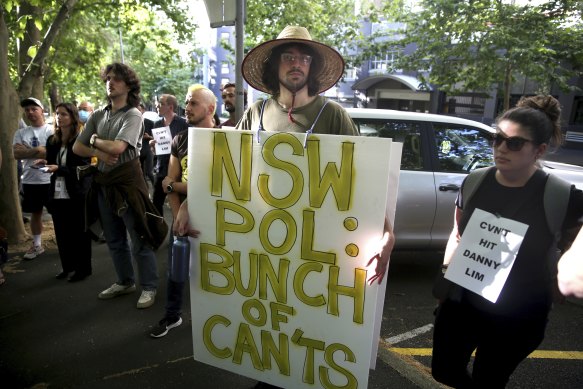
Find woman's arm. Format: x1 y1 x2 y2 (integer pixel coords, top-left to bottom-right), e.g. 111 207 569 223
443 206 463 267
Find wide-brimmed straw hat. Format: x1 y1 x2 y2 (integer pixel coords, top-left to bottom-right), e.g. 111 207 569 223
242 26 345 95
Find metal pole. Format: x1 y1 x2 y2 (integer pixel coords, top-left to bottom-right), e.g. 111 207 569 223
119 28 125 64
235 0 245 122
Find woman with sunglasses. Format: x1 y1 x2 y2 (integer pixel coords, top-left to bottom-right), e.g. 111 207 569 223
431 95 583 388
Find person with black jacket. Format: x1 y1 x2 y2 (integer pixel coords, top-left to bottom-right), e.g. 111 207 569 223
36 102 92 281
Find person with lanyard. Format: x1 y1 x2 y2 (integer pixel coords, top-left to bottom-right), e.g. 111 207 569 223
12 97 54 260
432 95 583 388
35 103 93 282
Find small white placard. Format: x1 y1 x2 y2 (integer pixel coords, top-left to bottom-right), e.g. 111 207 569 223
152 126 172 155
445 208 529 303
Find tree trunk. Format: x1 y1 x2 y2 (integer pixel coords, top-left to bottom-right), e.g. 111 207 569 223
18 3 41 80
0 5 27 243
49 82 61 112
0 0 79 244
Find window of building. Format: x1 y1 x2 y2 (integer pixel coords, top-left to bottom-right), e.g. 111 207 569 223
344 67 359 81
444 94 488 116
369 50 401 73
220 32 230 42
221 61 229 74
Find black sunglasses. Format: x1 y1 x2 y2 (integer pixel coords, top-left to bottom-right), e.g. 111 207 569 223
492 133 533 151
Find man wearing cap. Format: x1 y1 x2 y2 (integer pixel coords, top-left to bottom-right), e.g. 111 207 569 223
238 25 394 388
13 97 54 259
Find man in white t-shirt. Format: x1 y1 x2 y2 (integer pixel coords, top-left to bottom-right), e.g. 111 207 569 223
12 97 54 259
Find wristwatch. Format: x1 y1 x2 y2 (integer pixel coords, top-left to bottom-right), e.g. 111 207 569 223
90 134 98 147
166 182 175 193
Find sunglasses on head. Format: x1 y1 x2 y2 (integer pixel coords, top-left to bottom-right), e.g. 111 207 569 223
492 133 533 151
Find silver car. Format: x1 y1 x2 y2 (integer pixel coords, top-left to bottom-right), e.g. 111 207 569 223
346 108 583 249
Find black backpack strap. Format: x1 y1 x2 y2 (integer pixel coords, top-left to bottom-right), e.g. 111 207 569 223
544 173 571 239
460 167 495 210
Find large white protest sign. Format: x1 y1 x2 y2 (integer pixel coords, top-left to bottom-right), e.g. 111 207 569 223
152 126 172 155
445 208 529 303
187 128 400 389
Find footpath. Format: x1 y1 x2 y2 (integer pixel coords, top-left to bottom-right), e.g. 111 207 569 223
0 214 440 389
3 146 579 388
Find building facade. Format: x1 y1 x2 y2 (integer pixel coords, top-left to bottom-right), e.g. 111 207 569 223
206 20 583 145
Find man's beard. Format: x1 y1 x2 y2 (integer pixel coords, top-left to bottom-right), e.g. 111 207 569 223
187 114 203 126
281 72 307 93
225 103 235 113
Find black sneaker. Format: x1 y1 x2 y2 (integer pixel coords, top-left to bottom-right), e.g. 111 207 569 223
150 316 182 338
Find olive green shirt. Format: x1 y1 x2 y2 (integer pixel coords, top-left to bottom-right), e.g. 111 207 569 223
237 96 359 136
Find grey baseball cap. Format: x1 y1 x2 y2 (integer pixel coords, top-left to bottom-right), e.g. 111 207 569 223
20 97 44 110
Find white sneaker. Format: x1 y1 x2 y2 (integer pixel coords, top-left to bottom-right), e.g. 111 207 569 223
98 283 136 299
136 290 156 309
23 244 44 260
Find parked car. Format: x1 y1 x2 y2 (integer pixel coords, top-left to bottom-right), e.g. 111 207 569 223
346 108 583 250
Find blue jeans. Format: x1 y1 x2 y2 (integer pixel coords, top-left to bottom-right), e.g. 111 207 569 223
166 231 186 319
98 189 158 291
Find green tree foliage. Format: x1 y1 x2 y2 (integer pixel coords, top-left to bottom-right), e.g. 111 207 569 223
245 0 361 53
0 0 199 243
389 0 583 110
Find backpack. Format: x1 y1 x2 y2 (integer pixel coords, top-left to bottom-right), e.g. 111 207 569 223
462 166 572 264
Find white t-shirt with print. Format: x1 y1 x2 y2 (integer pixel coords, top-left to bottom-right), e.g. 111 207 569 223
13 124 54 184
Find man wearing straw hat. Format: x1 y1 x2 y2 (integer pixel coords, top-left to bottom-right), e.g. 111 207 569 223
239 24 393 274
238 25 359 137
235 25 394 389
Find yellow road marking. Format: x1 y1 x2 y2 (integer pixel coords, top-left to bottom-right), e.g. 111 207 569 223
389 348 583 360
